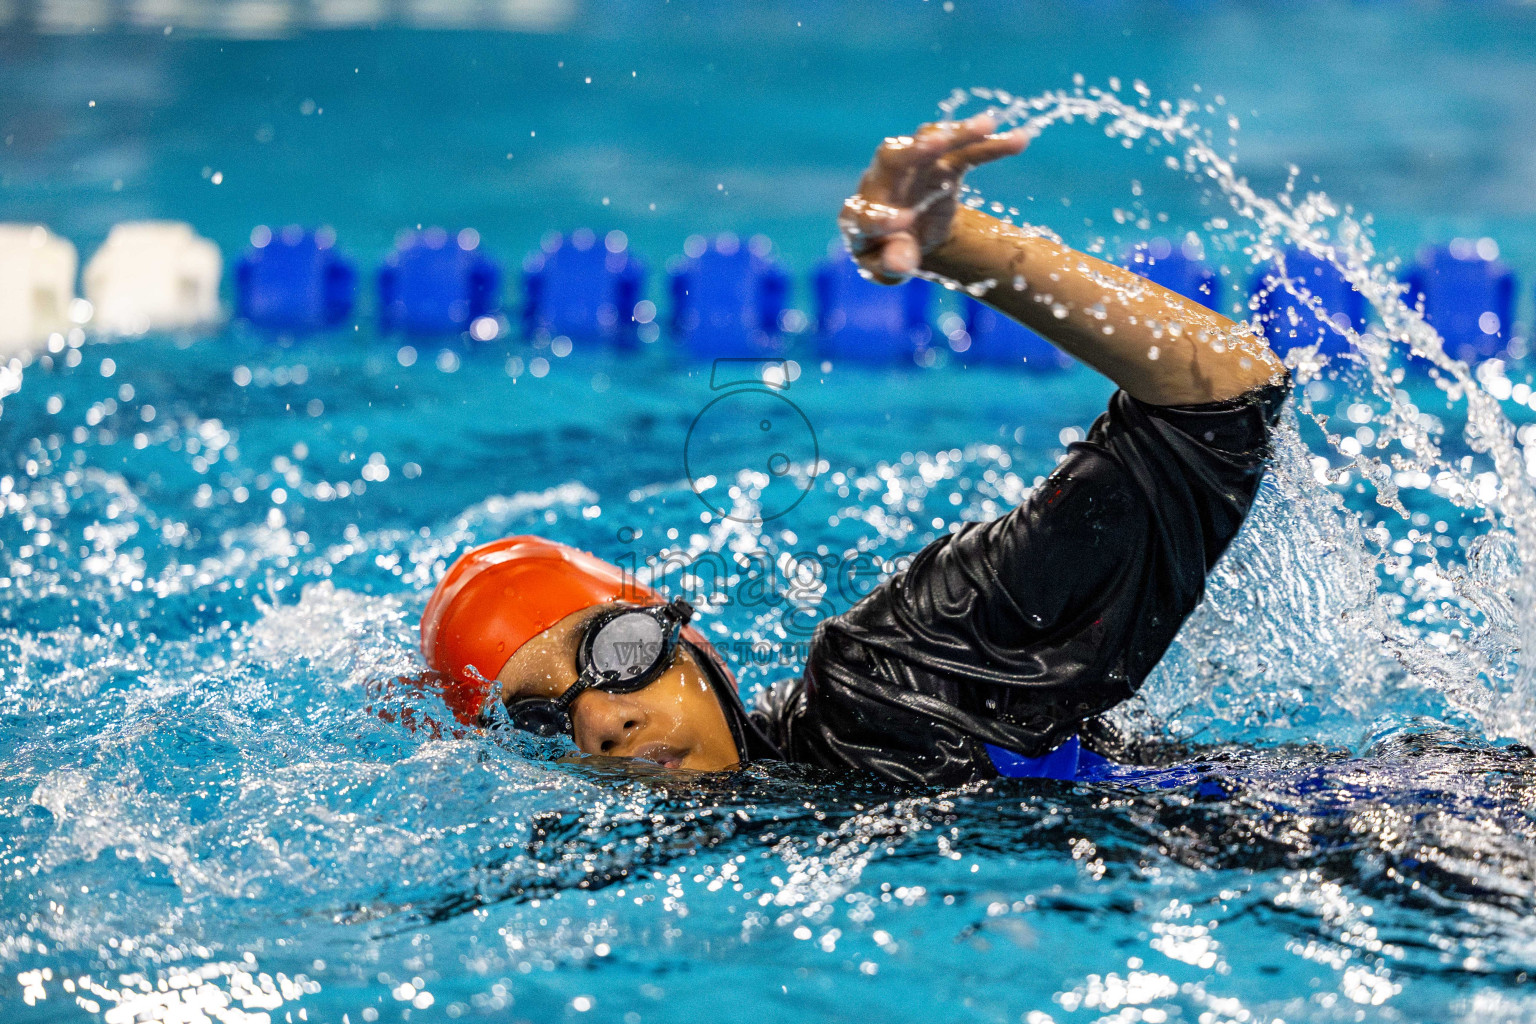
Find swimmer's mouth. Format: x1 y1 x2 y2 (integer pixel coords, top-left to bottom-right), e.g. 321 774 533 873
630 743 685 770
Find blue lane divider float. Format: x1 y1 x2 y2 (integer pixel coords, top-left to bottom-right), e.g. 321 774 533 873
1250 248 1367 359
960 297 1074 369
813 244 932 362
1125 237 1220 311
235 225 356 332
668 232 790 358
1405 239 1517 365
378 227 501 337
522 228 646 345
210 225 1534 364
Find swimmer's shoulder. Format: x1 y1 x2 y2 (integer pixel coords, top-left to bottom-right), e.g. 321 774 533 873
747 671 806 756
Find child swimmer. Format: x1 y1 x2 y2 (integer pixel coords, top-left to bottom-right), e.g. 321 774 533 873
418 115 1289 785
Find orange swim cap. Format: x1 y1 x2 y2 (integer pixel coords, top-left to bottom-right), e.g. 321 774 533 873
420 535 660 723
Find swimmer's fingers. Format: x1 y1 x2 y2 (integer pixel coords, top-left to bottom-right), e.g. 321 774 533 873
883 115 999 171
851 249 914 286
918 114 999 152
940 128 1029 173
859 117 1006 210
940 114 1011 155
844 115 1019 285
866 231 921 281
839 196 914 249
840 209 919 283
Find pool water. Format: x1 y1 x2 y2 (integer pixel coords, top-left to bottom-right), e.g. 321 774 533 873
17 334 1536 1024
7 4 1536 1023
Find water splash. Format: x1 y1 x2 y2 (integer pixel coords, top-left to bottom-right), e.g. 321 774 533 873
15 955 321 1021
938 82 1536 748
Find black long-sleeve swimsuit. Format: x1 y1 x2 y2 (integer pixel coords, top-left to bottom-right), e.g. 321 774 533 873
738 379 1291 786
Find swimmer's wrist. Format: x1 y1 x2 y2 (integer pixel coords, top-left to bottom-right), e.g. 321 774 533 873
923 206 1019 286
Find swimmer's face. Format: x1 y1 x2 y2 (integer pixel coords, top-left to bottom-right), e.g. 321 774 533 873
495 604 740 772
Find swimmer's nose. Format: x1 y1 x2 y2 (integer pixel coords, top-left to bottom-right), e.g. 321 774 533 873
572 691 644 756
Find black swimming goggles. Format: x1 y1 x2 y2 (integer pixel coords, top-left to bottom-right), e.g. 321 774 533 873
497 598 695 739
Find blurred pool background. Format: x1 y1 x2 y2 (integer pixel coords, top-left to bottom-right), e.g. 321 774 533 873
4 0 1536 296
5 2 1536 1023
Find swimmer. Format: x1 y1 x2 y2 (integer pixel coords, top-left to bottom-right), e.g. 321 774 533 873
417 114 1289 785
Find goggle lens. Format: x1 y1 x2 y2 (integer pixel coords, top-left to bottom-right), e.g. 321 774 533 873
587 612 668 687
505 700 569 737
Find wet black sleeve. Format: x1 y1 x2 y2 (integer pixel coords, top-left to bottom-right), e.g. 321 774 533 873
750 379 1291 786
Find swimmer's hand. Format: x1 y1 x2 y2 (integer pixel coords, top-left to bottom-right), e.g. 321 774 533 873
840 114 1028 284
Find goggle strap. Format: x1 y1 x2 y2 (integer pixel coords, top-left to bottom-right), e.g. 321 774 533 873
551 673 594 714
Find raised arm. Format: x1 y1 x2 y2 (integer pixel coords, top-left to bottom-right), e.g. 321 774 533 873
839 115 1284 406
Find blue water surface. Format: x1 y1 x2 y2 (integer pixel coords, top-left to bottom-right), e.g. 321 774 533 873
5 4 1536 1023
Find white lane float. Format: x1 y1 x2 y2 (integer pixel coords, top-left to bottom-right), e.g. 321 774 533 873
83 221 223 335
0 224 79 356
